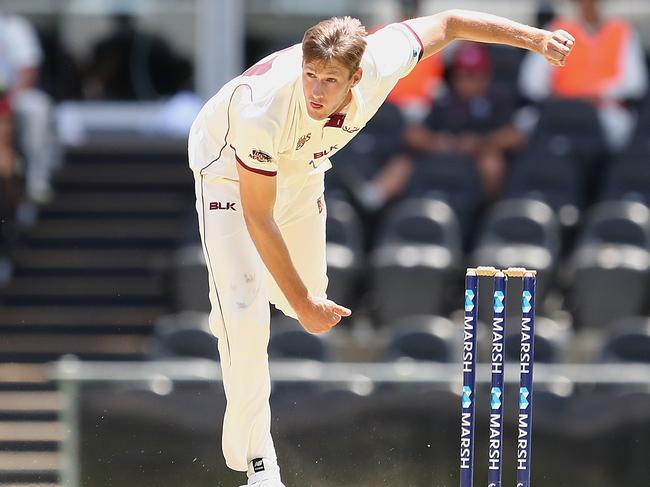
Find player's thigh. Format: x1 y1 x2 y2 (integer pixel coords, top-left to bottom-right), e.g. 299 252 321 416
279 195 328 297
197 176 270 345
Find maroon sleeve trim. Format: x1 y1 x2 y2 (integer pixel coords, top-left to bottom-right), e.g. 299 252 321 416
230 145 277 177
401 22 425 62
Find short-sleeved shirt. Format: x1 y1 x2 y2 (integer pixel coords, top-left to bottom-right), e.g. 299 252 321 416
189 22 423 207
0 15 42 91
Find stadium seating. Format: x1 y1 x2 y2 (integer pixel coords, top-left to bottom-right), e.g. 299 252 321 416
152 311 218 361
370 198 462 322
569 201 650 329
505 152 584 242
383 315 458 362
599 316 650 363
269 314 331 362
529 99 608 198
470 198 561 315
405 153 483 241
325 198 365 307
504 316 573 363
600 154 650 206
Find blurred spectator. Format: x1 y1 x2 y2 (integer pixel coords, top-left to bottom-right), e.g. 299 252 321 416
83 14 193 100
406 42 525 200
519 0 648 151
377 0 445 122
0 94 22 283
535 0 557 29
0 10 60 204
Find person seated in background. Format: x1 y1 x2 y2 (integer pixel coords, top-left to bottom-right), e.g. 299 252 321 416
519 0 648 151
0 94 23 283
406 41 525 200
0 10 60 204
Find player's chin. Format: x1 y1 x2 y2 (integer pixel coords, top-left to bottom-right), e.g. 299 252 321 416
307 107 329 120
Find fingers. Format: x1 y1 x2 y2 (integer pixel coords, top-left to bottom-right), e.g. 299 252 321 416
334 304 352 317
546 29 575 67
555 29 576 46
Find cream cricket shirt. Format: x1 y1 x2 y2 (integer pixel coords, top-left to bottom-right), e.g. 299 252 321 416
189 22 423 211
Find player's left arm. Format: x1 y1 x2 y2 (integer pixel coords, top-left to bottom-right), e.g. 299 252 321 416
404 9 575 66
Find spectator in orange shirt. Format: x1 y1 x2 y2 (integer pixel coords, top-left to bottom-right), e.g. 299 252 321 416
519 0 648 151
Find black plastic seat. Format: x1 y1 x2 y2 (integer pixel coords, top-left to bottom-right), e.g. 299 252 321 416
530 99 608 195
406 153 483 239
600 155 650 206
153 312 218 361
383 315 457 362
370 199 462 321
376 198 462 249
531 99 607 161
569 201 650 330
600 317 650 363
326 197 364 307
576 201 650 250
471 199 560 315
506 152 583 229
268 315 330 362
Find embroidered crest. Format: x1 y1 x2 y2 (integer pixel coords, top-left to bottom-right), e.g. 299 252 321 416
296 133 311 150
249 149 273 164
342 125 360 133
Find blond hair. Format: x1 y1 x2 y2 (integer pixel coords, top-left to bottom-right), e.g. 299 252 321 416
302 16 367 77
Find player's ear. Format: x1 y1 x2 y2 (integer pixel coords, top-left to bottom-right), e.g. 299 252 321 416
351 67 363 87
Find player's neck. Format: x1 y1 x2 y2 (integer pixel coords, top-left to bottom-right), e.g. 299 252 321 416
331 90 353 115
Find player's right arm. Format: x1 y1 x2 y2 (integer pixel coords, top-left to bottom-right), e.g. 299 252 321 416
235 155 351 334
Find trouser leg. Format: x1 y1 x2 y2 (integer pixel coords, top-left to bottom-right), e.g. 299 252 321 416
194 175 277 472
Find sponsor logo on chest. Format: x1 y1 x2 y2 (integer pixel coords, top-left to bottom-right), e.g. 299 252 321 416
314 144 338 159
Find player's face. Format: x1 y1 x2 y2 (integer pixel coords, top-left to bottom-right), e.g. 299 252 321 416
302 59 362 120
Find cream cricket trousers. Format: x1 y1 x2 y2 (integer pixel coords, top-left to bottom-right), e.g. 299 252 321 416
193 172 328 472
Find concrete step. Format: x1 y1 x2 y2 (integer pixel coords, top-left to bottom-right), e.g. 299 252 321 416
25 218 181 240
55 162 189 186
0 306 165 327
4 276 163 298
13 249 164 274
0 451 60 469
1 484 60 487
0 334 151 359
45 191 188 216
1 483 60 487
0 422 64 443
0 364 50 388
0 392 62 413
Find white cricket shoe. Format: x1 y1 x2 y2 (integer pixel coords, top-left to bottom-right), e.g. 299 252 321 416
239 480 285 487
239 457 285 487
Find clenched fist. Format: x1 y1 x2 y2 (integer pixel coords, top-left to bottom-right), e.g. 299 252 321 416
541 29 575 67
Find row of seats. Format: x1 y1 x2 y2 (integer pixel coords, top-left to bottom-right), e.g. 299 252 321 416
150 312 650 365
169 195 650 331
326 195 650 329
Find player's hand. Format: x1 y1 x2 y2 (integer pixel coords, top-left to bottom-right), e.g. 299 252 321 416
541 29 575 67
295 295 351 334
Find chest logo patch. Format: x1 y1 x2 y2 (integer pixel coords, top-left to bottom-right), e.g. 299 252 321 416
296 133 311 150
342 125 360 133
